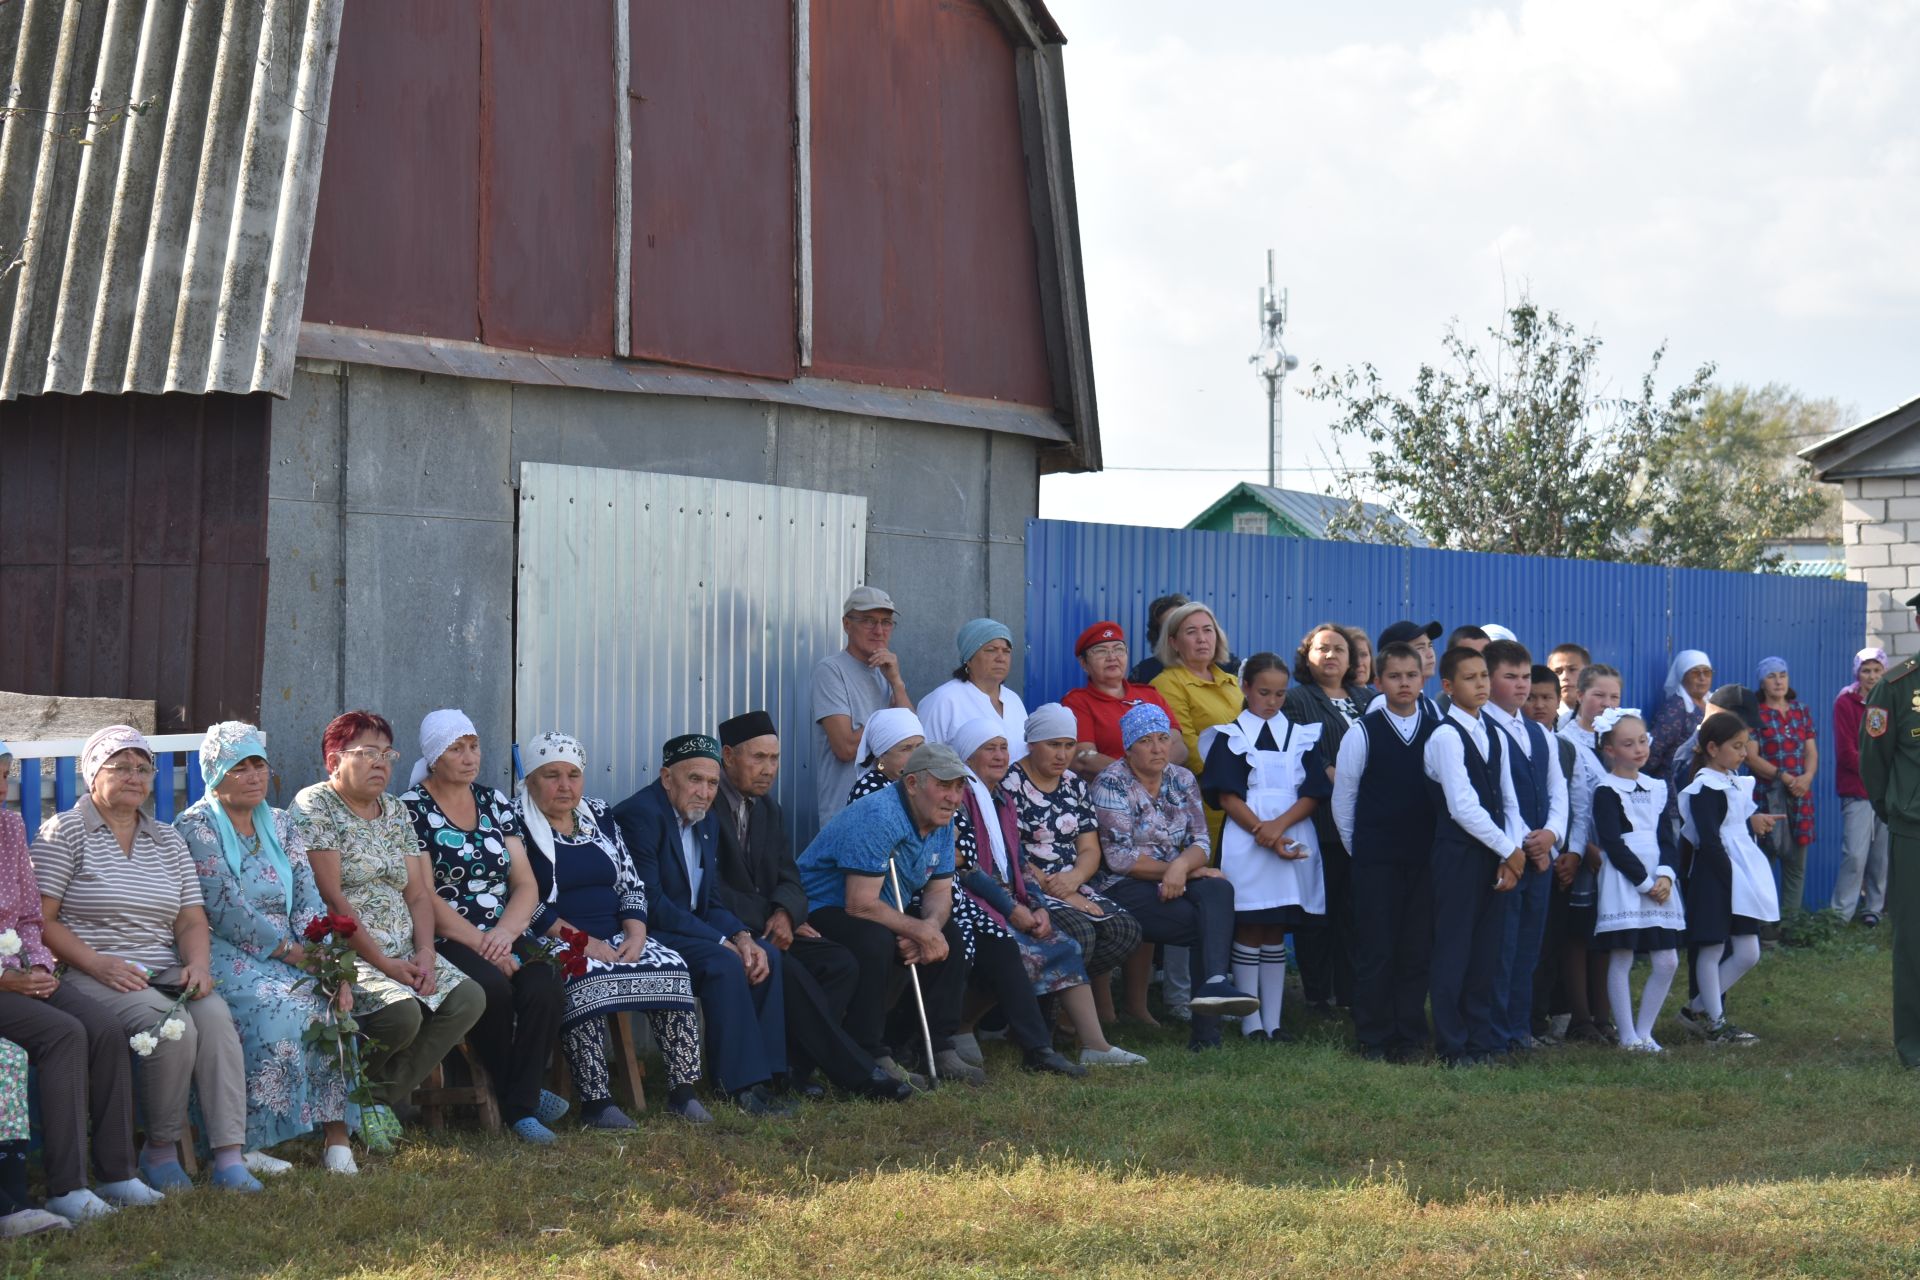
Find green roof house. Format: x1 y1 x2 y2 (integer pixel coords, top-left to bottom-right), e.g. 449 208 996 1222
1186 483 1426 544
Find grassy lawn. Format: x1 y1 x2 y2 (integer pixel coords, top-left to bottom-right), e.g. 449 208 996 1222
8 926 1917 1278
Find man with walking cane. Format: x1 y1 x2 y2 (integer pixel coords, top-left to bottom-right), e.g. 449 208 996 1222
799 743 974 1088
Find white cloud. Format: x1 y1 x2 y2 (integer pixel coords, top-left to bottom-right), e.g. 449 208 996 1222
1041 0 1920 528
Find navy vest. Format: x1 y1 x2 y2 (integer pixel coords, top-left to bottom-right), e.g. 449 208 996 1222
1499 715 1553 831
1428 714 1506 856
1351 707 1438 863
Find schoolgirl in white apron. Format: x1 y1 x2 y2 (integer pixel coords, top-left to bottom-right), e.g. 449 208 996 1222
1586 709 1685 1052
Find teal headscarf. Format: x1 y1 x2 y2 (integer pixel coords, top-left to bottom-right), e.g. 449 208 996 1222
199 721 293 915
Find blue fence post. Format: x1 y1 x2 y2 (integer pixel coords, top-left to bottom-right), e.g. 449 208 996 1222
21 760 42 835
52 759 74 816
153 754 177 822
186 754 205 806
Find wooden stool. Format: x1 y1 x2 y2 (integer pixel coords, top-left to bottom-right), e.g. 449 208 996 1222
548 1015 647 1113
175 1120 200 1175
413 1040 502 1133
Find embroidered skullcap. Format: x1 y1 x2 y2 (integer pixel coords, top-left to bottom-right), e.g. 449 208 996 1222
1756 656 1789 683
1074 621 1125 657
200 721 269 791
1481 624 1518 643
1024 702 1079 744
719 710 778 749
956 617 1013 665
855 709 926 768
1855 646 1889 678
80 725 151 787
409 709 478 788
947 716 1010 766
1592 706 1643 741
662 734 721 768
1120 703 1172 751
524 731 586 773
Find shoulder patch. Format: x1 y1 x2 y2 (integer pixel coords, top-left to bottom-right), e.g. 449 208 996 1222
1867 706 1890 738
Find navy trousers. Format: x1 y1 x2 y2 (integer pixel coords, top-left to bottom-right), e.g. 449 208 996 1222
1428 843 1506 1060
655 930 786 1093
1491 861 1550 1046
1350 857 1432 1055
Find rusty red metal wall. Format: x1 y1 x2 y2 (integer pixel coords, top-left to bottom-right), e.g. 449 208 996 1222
810 0 1053 406
0 394 271 733
629 0 797 379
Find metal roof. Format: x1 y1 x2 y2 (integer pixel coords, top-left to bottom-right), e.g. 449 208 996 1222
0 0 344 401
1188 482 1428 545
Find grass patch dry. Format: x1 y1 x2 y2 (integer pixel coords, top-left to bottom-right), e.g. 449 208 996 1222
8 929 1917 1278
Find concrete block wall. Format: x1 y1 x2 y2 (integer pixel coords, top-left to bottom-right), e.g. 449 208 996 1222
1840 476 1920 659
262 360 1039 799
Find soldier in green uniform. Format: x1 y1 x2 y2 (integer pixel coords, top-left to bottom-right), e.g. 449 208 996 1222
1860 606 1920 1067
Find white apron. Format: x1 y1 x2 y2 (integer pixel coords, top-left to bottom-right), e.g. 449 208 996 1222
1199 711 1325 914
1680 770 1781 923
1593 772 1686 935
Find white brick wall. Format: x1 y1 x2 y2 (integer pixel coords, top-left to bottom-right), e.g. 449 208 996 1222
1841 471 1920 656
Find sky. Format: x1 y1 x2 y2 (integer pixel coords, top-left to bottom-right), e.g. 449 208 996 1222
1037 0 1920 528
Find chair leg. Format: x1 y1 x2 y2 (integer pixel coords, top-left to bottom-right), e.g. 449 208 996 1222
418 1063 446 1133
612 1016 647 1114
464 1046 503 1133
176 1119 200 1175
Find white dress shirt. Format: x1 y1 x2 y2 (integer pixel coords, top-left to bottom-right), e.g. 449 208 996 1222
679 818 704 907
1558 719 1604 853
1422 706 1527 859
1483 703 1569 845
1331 706 1423 852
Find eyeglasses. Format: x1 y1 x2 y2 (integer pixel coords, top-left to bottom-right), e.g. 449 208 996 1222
1082 643 1128 660
848 614 896 631
101 764 157 779
340 747 399 763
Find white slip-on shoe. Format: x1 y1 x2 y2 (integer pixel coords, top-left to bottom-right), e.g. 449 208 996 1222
243 1150 294 1176
1079 1045 1147 1066
323 1144 359 1175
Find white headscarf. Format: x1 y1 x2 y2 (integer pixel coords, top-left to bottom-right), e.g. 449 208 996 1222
1481 623 1518 643
514 731 614 905
1662 650 1713 714
949 715 1012 879
1023 702 1078 744
408 709 478 788
854 708 927 769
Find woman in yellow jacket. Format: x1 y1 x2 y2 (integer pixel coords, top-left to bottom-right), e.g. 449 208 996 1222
1149 601 1241 855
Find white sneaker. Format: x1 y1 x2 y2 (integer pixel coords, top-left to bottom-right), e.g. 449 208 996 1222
242 1150 294 1176
950 1032 986 1067
44 1188 116 1223
1079 1045 1147 1066
1625 1039 1665 1054
97 1177 165 1207
323 1144 359 1175
0 1207 71 1237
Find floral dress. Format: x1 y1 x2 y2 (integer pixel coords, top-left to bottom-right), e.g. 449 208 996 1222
289 784 468 1013
0 1040 25 1143
177 800 350 1150
399 782 522 929
1003 763 1124 914
1756 701 1817 846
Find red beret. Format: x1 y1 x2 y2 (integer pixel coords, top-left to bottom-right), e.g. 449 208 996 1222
1075 621 1126 656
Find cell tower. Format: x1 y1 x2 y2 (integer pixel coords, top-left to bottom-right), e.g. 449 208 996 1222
1249 249 1298 487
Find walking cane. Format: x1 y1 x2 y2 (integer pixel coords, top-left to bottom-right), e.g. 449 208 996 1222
887 854 939 1087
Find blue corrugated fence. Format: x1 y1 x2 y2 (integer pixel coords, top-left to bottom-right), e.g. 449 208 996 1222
1024 519 1866 909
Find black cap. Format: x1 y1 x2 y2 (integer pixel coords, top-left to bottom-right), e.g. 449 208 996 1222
1906 591 1920 610
719 710 778 748
1377 619 1444 650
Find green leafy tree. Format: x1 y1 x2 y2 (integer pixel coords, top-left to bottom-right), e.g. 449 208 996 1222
1309 302 1830 571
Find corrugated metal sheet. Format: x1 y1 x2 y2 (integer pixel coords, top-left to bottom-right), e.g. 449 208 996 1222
1024 518 1866 906
0 0 344 401
515 462 867 836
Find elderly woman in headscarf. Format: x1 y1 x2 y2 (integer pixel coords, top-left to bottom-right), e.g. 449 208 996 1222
1649 650 1714 780
1091 704 1258 1051
176 722 357 1175
1833 647 1891 925
845 709 928 805
915 618 1029 764
0 741 153 1224
399 710 568 1144
291 712 484 1153
34 726 259 1193
516 732 709 1125
1753 657 1818 920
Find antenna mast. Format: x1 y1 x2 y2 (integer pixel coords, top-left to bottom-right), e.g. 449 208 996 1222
1249 249 1299 487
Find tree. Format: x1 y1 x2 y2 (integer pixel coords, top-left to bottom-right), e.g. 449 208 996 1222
1308 301 1831 572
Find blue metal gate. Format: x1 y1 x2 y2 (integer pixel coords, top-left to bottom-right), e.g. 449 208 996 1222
1024 518 1867 908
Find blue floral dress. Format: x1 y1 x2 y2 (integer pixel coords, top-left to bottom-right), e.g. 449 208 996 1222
177 800 350 1150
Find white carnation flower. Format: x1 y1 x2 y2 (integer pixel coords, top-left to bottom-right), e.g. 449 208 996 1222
160 1018 187 1042
0 929 21 958
129 1032 159 1056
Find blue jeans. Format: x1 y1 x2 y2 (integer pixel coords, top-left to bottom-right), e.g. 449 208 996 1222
1491 861 1550 1046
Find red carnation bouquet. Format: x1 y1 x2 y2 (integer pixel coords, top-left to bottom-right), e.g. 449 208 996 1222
529 925 592 979
294 913 381 1107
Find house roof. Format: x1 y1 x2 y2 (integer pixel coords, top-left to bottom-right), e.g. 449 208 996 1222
1798 393 1920 480
1187 483 1428 545
0 0 344 400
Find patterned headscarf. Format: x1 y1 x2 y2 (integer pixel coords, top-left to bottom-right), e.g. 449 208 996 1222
516 732 610 904
408 709 478 788
1120 703 1173 751
1854 646 1888 679
193 721 292 914
80 725 151 787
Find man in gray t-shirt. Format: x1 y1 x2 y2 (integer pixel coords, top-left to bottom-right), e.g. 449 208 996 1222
812 585 913 821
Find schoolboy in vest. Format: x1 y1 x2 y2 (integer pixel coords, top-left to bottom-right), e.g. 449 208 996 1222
1433 627 1491 717
1525 664 1586 1041
1422 645 1528 1066
1481 640 1567 1053
1332 641 1439 1061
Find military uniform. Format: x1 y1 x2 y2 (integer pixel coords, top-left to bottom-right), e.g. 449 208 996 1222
1859 651 1920 1066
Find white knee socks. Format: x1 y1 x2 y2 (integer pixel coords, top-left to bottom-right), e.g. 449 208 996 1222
1231 945 1262 1036
1258 945 1288 1035
1637 949 1678 1045
1693 942 1727 1021
1722 934 1761 995
1609 948 1678 1046
1607 950 1637 1046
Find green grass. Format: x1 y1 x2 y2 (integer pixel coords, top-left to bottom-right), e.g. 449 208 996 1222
10 927 1918 1278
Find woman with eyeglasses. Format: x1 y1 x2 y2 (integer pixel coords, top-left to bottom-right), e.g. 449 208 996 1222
32 725 259 1195
290 712 483 1154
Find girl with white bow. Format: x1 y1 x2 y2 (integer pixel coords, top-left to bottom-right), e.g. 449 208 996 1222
1588 708 1686 1052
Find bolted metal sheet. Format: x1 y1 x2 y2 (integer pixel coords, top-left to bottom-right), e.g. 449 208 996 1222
0 0 344 401
515 461 866 837
1024 518 1866 908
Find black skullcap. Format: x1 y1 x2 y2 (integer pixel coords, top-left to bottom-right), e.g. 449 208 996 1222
719 710 778 748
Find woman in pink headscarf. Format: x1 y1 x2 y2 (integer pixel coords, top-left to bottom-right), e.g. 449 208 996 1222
1833 647 1890 925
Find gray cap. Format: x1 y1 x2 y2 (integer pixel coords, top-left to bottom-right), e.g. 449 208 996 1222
901 741 969 782
843 585 898 616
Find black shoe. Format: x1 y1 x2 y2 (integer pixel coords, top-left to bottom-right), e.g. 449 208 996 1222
1021 1046 1088 1078
1862 912 1881 928
733 1085 798 1117
852 1068 916 1102
1266 1028 1296 1044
